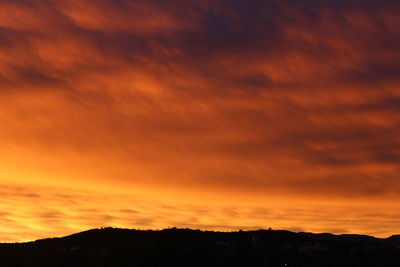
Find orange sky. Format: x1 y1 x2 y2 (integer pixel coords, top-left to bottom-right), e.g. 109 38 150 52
0 0 400 242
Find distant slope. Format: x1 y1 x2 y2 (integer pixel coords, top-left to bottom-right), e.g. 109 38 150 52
1 228 399 267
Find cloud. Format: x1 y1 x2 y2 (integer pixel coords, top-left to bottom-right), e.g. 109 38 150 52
0 183 400 242
0 0 399 240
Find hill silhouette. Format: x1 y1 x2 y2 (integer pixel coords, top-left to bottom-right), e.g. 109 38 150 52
1 228 400 266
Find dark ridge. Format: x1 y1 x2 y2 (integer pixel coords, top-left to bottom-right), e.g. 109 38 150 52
0 227 399 266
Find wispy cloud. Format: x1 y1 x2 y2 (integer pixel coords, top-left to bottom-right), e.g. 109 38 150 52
0 0 399 241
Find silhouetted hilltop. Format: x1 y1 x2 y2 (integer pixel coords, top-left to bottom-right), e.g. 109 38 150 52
1 228 400 266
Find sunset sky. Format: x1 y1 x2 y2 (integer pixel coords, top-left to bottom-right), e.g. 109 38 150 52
1 0 400 242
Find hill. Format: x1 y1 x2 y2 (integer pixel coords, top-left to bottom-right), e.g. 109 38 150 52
1 228 399 266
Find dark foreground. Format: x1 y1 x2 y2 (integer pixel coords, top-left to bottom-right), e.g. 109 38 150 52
1 228 400 267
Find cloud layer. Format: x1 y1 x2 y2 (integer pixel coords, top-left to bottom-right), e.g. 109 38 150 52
1 184 399 242
0 0 399 241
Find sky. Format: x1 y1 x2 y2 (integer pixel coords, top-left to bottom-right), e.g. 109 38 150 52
0 0 399 242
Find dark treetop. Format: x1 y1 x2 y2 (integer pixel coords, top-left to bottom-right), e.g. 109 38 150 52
1 228 400 267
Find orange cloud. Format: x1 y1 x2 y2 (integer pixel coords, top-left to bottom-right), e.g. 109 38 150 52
0 0 399 241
